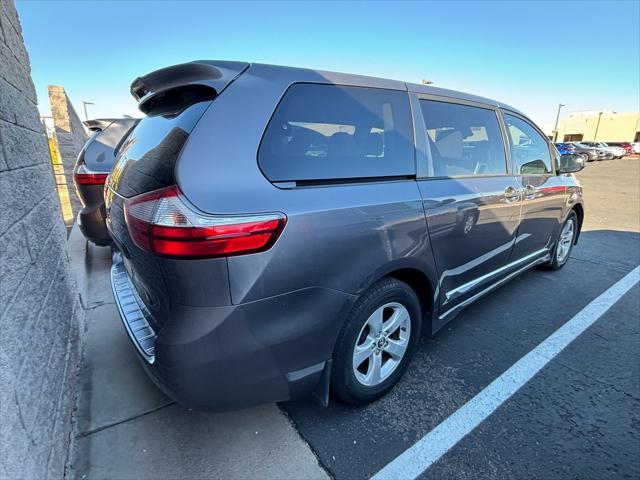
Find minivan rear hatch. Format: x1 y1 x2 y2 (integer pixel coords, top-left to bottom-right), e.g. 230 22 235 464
106 61 249 331
108 60 249 198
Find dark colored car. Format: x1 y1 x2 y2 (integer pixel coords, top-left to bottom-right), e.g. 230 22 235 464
554 143 598 162
565 142 605 162
74 117 139 245
554 142 588 162
105 61 586 411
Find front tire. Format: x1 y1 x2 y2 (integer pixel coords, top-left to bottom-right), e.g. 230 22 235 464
331 277 421 405
542 210 578 270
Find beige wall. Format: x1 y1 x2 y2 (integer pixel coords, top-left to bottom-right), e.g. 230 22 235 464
555 111 640 142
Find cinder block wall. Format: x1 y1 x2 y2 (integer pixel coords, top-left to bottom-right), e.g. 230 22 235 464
48 85 88 220
0 0 83 478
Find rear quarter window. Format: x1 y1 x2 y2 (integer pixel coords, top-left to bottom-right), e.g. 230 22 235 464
258 83 415 182
109 101 211 197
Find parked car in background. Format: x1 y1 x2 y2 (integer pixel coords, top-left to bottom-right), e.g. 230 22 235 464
631 142 640 154
605 142 633 156
554 142 576 155
581 141 625 159
105 61 586 411
594 149 614 160
74 117 139 245
564 142 601 161
554 142 589 161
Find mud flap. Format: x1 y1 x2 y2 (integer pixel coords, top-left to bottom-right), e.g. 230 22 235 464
312 359 332 407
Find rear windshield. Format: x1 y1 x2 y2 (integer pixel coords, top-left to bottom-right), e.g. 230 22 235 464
258 83 415 182
109 101 211 197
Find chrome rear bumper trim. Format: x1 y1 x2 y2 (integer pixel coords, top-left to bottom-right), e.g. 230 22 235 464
110 251 156 363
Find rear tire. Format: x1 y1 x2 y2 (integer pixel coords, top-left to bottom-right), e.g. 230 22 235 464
331 277 421 405
541 210 578 270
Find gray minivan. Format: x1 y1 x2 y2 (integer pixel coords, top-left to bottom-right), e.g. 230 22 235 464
105 61 585 410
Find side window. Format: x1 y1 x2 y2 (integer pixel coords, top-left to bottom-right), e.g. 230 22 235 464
419 100 507 177
420 100 507 177
503 114 553 175
258 83 414 182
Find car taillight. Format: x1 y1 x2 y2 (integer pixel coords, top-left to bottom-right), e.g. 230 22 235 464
73 161 109 185
123 185 287 259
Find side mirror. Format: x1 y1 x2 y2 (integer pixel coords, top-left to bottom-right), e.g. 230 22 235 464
559 154 586 174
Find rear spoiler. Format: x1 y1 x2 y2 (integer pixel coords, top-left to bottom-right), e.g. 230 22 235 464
83 118 118 131
130 60 250 116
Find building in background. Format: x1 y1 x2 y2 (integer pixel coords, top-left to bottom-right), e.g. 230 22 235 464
553 110 640 143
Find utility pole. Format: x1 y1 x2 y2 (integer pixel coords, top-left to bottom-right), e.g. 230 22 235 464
82 101 94 121
553 103 564 142
593 111 603 141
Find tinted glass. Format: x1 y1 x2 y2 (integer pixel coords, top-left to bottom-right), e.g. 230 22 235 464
258 83 414 182
109 101 211 197
419 100 507 177
504 114 553 175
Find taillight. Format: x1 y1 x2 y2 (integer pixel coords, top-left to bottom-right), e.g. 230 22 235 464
73 161 109 185
123 185 287 259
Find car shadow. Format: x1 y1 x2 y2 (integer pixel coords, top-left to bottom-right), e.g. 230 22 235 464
280 228 640 480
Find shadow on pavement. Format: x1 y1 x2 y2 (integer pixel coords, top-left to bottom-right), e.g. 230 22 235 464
282 229 640 480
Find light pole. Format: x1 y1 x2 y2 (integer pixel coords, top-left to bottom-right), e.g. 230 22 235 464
593 111 603 141
553 103 564 142
82 101 94 121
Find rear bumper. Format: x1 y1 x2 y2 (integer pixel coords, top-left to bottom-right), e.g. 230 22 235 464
110 252 355 411
77 202 111 246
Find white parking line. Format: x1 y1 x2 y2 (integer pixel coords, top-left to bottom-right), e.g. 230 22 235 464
372 266 640 480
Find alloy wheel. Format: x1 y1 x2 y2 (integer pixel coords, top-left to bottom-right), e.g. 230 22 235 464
352 302 411 387
556 218 575 263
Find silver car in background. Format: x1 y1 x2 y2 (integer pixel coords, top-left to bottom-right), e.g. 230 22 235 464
581 141 625 159
567 142 612 161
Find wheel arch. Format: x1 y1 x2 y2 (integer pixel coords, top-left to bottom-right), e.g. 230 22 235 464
571 202 584 243
353 259 439 335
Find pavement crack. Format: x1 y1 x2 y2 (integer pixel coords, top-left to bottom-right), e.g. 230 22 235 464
569 255 632 272
77 401 176 438
83 300 115 311
467 324 640 401
277 404 335 480
555 360 640 401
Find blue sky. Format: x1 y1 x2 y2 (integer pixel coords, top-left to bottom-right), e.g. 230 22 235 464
17 0 640 128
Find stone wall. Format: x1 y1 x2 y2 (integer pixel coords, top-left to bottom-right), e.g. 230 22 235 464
0 0 83 478
48 85 88 223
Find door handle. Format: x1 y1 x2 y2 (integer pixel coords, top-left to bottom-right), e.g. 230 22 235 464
504 186 520 203
523 184 536 200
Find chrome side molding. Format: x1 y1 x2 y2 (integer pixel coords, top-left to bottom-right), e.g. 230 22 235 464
440 249 551 320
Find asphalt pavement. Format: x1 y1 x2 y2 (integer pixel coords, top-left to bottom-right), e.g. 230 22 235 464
68 157 639 479
67 229 329 480
282 157 640 479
